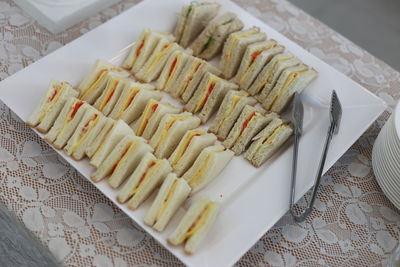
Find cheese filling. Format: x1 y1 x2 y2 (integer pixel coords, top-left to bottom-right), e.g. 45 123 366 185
225 32 254 62
130 161 158 196
188 148 225 185
180 203 214 242
253 125 287 157
155 180 179 222
270 70 305 107
171 131 203 166
98 79 119 111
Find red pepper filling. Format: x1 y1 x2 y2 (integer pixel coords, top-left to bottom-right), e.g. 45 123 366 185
251 51 261 63
104 87 116 105
48 85 61 102
70 101 84 120
241 112 257 134
169 58 178 77
136 40 145 57
200 82 216 107
141 103 159 134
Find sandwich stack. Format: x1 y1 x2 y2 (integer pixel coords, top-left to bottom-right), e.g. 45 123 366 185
372 102 400 209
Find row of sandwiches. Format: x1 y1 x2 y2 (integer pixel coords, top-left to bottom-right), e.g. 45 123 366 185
26 80 235 254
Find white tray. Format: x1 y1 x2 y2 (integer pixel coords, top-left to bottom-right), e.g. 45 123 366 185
0 0 387 266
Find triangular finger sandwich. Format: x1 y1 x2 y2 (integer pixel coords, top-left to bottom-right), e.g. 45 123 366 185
93 75 127 116
149 112 201 159
237 44 286 91
208 90 257 140
63 106 103 158
167 196 220 254
44 97 84 144
144 173 191 232
190 12 244 60
232 40 279 84
185 72 238 122
135 40 182 83
182 144 234 194
244 118 293 167
48 101 91 150
219 27 267 79
262 64 318 113
78 59 128 96
223 105 276 155
28 80 78 132
117 152 172 210
90 119 133 168
109 82 158 124
85 118 115 159
249 52 300 97
108 136 154 189
133 99 181 139
122 29 175 73
169 129 217 176
91 134 149 183
156 49 192 91
174 2 221 48
71 115 109 161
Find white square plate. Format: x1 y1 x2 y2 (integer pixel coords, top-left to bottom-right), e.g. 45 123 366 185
0 0 386 266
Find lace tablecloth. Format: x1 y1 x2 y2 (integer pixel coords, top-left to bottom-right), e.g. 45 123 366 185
0 0 399 266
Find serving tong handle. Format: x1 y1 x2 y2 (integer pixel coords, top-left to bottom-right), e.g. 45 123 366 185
290 91 342 222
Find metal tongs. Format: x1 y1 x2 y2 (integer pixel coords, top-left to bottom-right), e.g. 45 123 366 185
289 91 342 222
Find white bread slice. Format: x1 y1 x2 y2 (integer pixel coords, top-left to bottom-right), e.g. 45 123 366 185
244 120 293 167
197 78 238 123
230 112 278 155
90 119 133 168
156 50 192 90
93 75 127 115
123 29 174 72
190 12 244 60
117 152 172 209
91 134 147 182
249 52 299 97
133 99 181 138
169 129 217 176
208 90 258 140
167 196 220 254
78 59 127 95
135 41 181 83
219 27 267 79
267 67 318 113
108 139 153 189
144 174 191 232
149 113 201 159
262 64 308 110
44 97 83 144
51 102 90 150
233 40 278 84
63 106 102 157
182 144 234 194
85 118 114 158
175 2 221 48
239 45 286 91
71 115 108 160
222 105 266 150
28 80 77 131
109 82 157 121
